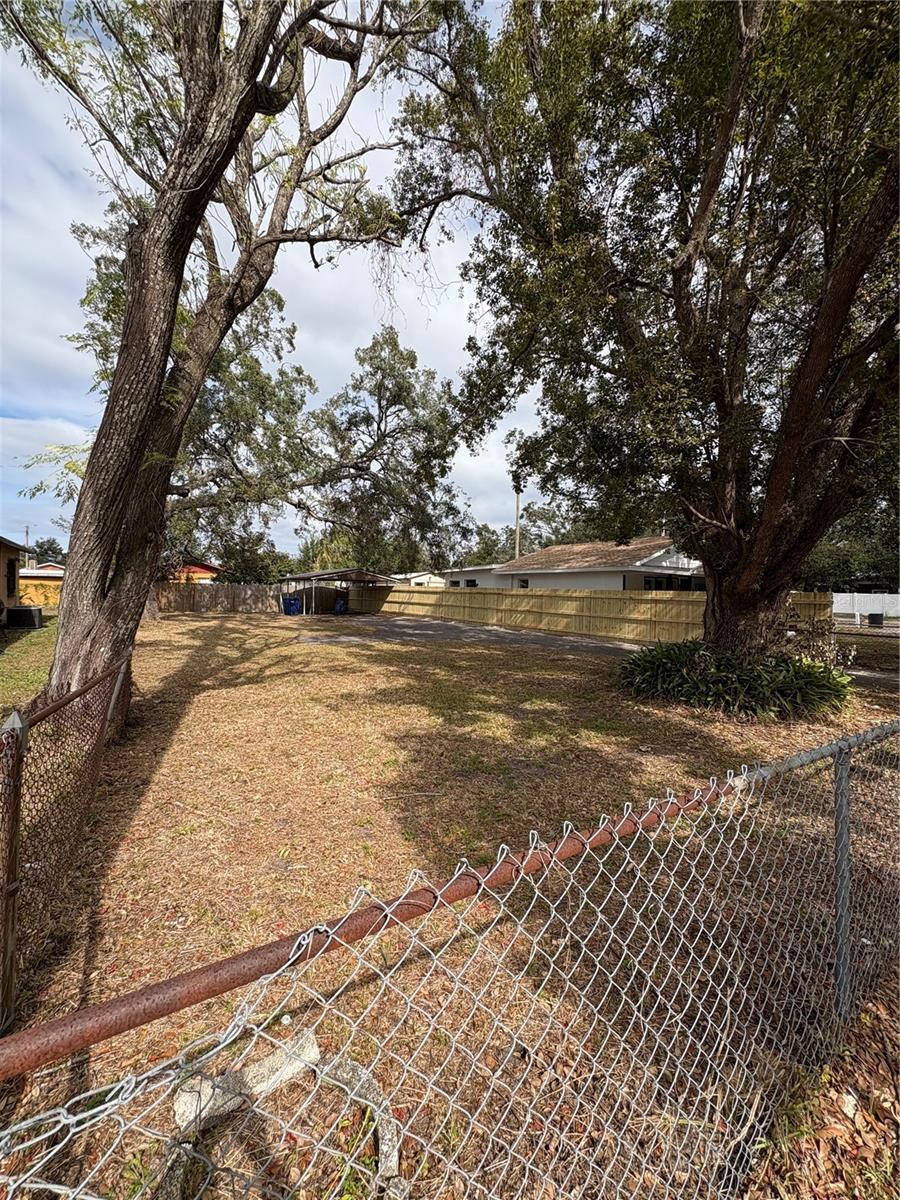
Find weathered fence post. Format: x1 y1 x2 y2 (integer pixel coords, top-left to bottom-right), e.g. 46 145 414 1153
0 710 28 1033
100 657 130 745
833 745 852 1023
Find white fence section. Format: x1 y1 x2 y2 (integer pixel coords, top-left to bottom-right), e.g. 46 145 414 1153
832 593 900 619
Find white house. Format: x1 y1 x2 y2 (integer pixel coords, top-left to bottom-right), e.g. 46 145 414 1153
444 537 705 591
391 570 446 587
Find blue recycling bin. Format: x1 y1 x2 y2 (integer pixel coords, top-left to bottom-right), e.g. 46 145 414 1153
281 594 301 616
335 595 348 615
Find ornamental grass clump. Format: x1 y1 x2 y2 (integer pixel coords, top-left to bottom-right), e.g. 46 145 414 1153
620 639 852 720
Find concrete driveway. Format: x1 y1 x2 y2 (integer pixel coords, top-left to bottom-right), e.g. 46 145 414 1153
295 613 899 695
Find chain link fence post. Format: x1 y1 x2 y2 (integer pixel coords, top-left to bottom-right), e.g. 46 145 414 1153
833 744 852 1024
0 710 28 1034
100 655 130 743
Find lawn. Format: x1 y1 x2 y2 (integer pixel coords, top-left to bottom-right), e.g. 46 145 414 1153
836 630 900 672
21 613 892 1025
0 616 58 713
5 613 897 1193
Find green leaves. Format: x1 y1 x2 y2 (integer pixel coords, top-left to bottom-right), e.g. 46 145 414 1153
620 639 853 720
394 0 898 596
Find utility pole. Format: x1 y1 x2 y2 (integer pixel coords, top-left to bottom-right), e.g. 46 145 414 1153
514 489 521 560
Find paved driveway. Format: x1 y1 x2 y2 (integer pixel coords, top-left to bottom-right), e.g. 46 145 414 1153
295 612 899 694
298 613 641 658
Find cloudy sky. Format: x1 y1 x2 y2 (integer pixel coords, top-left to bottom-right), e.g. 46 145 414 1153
0 48 541 555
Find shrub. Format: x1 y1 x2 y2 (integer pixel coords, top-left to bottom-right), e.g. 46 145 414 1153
620 639 852 719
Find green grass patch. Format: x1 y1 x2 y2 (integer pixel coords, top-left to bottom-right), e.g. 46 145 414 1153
0 616 58 713
835 632 899 672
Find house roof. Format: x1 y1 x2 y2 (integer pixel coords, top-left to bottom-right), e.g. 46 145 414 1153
493 536 677 574
33 561 66 570
177 555 219 573
0 535 28 553
445 563 505 572
179 563 218 575
20 567 65 579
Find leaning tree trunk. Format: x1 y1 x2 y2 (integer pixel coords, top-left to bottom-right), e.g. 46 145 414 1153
701 564 793 653
47 15 284 696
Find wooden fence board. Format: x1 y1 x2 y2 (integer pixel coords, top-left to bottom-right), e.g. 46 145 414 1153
155 582 283 613
153 580 831 643
348 585 832 645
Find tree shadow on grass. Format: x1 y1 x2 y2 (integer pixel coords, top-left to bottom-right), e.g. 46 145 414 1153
330 629 875 871
1 614 359 1125
319 627 898 1196
1 614 895 1194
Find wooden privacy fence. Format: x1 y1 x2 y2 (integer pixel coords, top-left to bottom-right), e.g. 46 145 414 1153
348 585 832 644
155 582 337 614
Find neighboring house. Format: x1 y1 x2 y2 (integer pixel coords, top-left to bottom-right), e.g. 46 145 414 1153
391 571 446 588
444 537 705 591
170 555 220 584
19 564 65 608
443 563 508 589
0 535 26 623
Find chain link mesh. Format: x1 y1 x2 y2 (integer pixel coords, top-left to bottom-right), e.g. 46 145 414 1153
1 723 897 1198
1 662 129 1000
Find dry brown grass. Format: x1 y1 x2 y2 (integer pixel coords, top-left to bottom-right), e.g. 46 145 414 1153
744 976 900 1200
12 615 896 1117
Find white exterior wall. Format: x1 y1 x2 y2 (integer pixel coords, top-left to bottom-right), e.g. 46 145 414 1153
833 593 900 617
514 570 626 590
444 567 513 588
446 564 704 590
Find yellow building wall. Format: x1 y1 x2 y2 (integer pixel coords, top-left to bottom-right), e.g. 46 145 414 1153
18 578 64 608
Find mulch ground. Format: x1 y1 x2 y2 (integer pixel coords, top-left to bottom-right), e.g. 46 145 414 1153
5 613 898 1194
745 974 899 1200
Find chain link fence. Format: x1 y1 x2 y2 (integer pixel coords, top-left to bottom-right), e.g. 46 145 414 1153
0 658 130 1031
0 721 897 1198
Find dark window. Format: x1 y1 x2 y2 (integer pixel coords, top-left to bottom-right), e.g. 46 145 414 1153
449 580 461 588
518 578 529 589
414 581 424 587
6 557 17 600
465 579 478 588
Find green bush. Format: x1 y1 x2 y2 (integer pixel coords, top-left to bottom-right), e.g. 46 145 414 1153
620 639 852 719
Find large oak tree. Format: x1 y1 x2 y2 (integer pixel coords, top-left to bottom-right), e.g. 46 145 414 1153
3 0 428 691
396 0 898 650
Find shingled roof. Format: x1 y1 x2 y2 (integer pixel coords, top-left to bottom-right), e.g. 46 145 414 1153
494 536 676 574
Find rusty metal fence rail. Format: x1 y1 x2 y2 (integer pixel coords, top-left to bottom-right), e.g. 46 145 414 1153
0 720 898 1198
0 657 130 1032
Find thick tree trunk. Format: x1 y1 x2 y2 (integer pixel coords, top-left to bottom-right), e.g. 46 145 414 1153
702 565 793 653
45 7 290 697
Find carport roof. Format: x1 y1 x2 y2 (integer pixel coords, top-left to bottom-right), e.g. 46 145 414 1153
281 568 396 584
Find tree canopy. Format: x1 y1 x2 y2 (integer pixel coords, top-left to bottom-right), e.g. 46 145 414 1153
396 0 898 646
26 307 469 579
2 0 431 688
